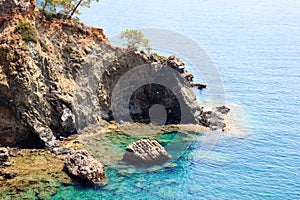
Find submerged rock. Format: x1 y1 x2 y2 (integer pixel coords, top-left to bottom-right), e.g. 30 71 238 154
64 150 106 185
215 105 231 115
200 111 226 130
0 149 72 199
123 138 171 167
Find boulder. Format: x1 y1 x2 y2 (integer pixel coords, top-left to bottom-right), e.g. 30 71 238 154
64 150 106 185
123 138 171 167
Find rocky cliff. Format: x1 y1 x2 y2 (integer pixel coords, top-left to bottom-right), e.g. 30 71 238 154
0 0 228 149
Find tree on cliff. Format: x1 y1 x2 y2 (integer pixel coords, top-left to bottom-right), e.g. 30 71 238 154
120 29 152 53
40 0 100 20
68 0 100 19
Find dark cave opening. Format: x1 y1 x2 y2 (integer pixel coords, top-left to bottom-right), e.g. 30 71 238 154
129 83 181 125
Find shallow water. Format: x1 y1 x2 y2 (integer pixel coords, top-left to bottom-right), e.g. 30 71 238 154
49 0 300 199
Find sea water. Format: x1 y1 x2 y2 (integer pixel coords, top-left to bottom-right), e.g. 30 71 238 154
50 0 300 199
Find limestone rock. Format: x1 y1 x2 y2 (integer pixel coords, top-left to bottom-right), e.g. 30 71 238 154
0 147 9 165
64 150 106 185
123 138 171 166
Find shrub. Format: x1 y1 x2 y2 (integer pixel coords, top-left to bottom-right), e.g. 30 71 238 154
15 21 38 43
120 29 152 53
151 52 167 61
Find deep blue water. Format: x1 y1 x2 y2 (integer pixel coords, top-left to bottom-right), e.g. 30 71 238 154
52 0 299 199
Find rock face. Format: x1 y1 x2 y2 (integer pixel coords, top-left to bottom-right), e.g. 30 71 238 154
0 0 35 15
64 150 106 185
123 138 171 166
0 0 35 25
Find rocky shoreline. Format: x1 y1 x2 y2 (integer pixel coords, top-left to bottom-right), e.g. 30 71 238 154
0 0 232 198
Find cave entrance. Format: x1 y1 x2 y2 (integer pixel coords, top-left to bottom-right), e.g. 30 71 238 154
129 83 181 125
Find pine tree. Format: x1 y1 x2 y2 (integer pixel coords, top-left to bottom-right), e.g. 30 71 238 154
120 29 152 53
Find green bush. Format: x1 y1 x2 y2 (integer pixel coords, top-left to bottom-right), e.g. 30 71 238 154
15 21 38 43
151 52 167 61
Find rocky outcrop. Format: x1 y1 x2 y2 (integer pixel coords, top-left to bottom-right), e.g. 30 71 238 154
0 0 229 148
191 83 207 90
64 150 106 185
123 138 171 166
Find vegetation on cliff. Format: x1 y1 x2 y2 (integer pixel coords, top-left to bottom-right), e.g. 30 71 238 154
15 20 38 43
120 29 152 53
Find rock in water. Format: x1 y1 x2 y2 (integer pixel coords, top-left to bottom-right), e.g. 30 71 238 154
215 105 231 115
64 150 106 185
123 138 171 167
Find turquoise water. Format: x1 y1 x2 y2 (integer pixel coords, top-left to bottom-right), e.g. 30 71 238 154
52 0 299 199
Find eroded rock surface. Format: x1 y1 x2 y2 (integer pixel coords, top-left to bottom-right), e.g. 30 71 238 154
0 0 35 16
64 150 106 185
123 138 171 166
